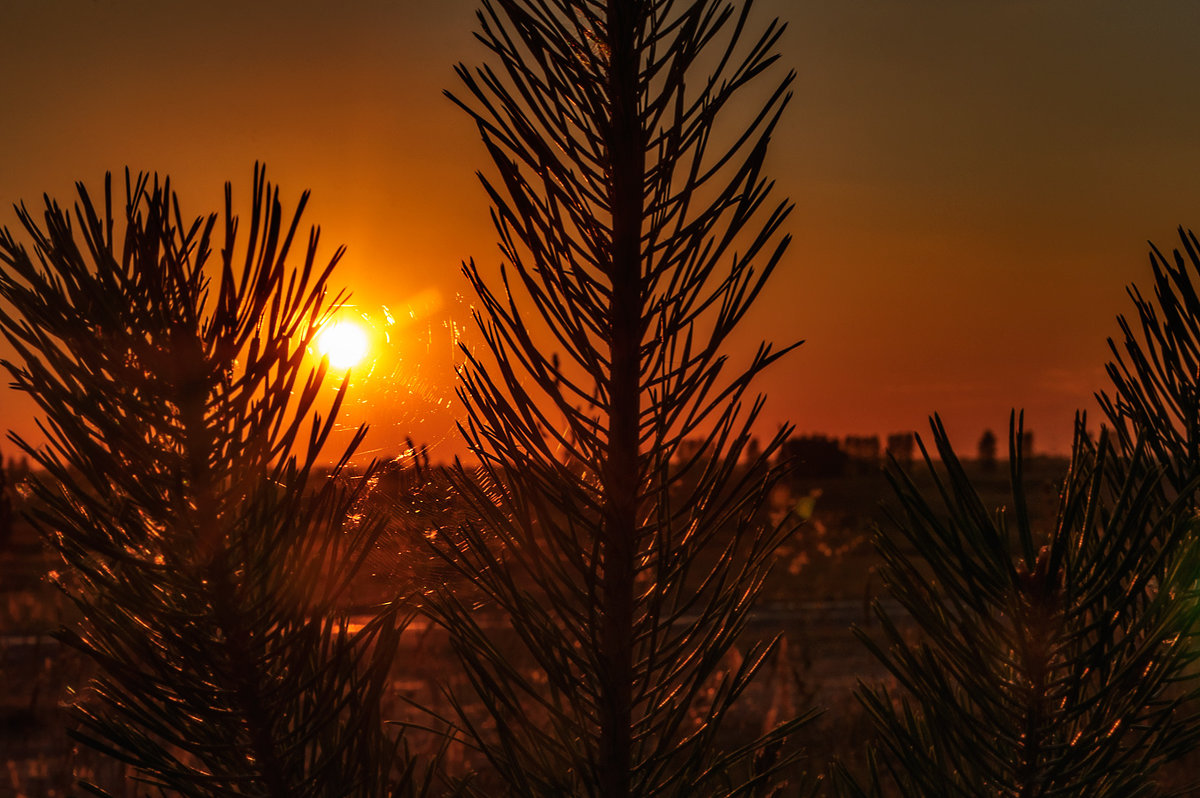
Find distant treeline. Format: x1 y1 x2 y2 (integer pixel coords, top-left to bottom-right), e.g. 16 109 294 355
776 428 1035 479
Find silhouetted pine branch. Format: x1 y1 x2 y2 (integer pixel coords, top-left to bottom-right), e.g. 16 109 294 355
0 168 410 797
838 414 1200 798
1102 227 1200 498
421 1 812 795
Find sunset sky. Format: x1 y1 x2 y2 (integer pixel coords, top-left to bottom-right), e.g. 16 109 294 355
4 0 1200 462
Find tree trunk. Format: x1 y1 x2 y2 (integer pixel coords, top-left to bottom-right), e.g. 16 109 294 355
598 2 645 796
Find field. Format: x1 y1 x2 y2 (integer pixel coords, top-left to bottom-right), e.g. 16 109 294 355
9 454 1186 795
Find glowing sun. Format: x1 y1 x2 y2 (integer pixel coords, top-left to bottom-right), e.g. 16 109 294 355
317 320 370 370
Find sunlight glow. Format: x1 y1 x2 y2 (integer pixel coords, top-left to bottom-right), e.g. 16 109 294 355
317 320 370 370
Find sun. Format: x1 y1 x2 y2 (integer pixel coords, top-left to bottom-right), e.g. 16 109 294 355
316 320 370 370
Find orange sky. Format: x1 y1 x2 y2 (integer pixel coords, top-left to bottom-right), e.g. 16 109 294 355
4 0 1200 462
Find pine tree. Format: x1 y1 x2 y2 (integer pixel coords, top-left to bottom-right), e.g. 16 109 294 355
838 415 1200 798
1101 227 1200 496
0 168 412 796
421 1 809 795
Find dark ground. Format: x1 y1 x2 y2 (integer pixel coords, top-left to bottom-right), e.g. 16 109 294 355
4 456 1198 796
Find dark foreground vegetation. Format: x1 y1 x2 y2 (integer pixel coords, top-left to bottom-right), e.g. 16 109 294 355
0 451 1079 796
4 0 1200 796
